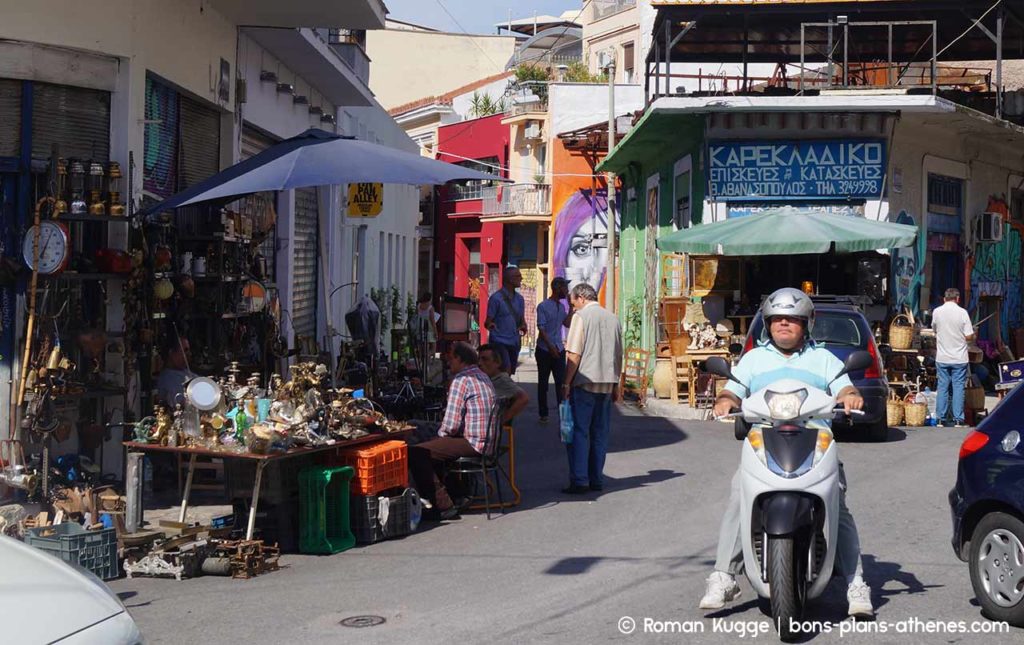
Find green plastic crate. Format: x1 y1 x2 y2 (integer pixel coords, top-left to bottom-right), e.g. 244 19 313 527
299 466 355 555
26 523 119 580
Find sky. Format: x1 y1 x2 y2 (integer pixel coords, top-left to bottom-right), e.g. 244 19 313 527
383 0 583 35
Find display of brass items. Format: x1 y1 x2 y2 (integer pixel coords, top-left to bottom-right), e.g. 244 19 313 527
68 161 87 215
87 162 106 215
54 159 68 215
107 162 125 216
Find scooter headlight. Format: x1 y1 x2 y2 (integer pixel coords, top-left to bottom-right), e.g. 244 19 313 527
747 428 768 466
764 389 808 421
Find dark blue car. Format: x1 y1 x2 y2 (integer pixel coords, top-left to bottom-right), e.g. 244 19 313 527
742 304 889 441
949 385 1024 626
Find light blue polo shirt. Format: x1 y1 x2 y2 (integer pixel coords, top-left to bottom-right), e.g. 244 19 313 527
725 341 853 421
486 288 525 346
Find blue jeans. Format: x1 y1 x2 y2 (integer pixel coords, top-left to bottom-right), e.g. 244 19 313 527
936 362 968 424
566 388 613 487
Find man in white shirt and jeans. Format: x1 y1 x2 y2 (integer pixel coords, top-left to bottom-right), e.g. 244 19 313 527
931 288 975 427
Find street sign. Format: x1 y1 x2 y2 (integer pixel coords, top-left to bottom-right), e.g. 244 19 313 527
708 140 887 200
347 183 383 217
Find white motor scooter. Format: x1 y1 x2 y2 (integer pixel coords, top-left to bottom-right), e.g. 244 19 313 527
704 351 873 642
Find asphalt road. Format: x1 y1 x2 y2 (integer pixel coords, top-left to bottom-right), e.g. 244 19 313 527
110 360 1021 644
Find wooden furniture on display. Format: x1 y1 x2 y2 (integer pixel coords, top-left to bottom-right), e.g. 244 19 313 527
620 348 651 407
125 431 410 541
670 355 691 404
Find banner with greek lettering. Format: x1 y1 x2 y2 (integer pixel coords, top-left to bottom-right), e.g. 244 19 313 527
708 140 886 199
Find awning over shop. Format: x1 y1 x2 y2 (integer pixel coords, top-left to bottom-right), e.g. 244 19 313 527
656 206 918 255
140 128 507 216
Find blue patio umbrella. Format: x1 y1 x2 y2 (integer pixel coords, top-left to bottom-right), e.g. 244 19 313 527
140 128 506 215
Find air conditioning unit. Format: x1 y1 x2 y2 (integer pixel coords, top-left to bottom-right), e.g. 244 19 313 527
977 211 1004 242
523 121 542 140
597 50 613 70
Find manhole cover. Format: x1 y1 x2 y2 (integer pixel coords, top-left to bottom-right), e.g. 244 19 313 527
340 615 386 628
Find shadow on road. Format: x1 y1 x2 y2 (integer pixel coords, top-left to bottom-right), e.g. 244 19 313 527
862 553 942 611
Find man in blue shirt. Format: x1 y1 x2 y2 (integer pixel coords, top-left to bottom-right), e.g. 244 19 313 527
700 288 873 619
535 277 573 423
485 266 527 375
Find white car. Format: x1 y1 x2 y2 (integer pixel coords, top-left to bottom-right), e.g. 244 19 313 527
0 535 142 644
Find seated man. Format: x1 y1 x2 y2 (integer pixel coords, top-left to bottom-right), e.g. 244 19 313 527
408 342 496 520
478 343 529 422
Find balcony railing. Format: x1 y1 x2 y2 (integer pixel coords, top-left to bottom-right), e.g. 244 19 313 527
482 183 551 217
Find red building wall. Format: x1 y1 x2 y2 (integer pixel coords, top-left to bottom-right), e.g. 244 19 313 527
434 114 510 341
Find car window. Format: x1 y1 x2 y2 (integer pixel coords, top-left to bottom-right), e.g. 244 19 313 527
811 312 862 347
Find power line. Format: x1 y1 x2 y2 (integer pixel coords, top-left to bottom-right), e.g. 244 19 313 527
434 0 504 70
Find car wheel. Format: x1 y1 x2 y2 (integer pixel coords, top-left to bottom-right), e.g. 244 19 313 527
969 512 1024 627
735 417 752 441
867 418 889 443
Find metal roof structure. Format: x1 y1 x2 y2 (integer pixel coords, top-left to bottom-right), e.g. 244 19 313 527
647 0 1024 64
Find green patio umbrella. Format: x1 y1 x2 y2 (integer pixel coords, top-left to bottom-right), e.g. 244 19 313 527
656 207 918 255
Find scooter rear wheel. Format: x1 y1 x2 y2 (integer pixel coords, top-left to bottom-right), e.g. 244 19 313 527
769 536 804 642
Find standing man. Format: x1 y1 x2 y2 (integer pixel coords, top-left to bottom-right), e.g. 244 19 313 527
485 265 528 375
156 333 195 406
561 283 623 494
932 288 975 427
535 277 574 423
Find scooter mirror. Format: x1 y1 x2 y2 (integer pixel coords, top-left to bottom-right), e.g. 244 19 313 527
828 350 873 391
703 356 733 379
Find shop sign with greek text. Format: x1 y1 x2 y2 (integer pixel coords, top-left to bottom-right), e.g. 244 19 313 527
347 183 383 217
708 140 886 199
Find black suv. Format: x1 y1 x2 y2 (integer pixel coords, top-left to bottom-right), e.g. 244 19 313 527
742 303 890 441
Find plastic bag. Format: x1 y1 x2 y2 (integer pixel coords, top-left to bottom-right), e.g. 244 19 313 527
559 400 573 444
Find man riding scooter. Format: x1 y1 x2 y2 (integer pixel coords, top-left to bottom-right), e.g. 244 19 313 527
700 287 874 618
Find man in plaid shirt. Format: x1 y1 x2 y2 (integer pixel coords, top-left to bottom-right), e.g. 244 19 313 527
409 342 496 520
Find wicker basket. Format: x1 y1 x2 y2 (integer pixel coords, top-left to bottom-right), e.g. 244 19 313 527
889 314 914 350
903 393 927 427
965 385 986 410
885 393 904 427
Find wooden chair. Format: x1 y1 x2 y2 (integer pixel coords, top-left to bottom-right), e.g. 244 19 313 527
620 347 651 407
670 354 691 404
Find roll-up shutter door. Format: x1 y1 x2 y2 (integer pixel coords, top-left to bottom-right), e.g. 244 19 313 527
0 80 21 158
144 77 179 199
241 126 276 161
31 82 110 161
292 187 319 341
242 125 278 282
178 96 221 189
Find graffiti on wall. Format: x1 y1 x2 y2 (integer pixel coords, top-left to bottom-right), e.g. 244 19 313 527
552 190 620 296
967 197 1023 340
891 210 925 316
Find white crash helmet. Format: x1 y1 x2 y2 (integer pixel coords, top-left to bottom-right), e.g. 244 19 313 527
760 287 815 342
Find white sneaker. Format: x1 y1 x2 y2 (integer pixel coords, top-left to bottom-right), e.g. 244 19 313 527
699 571 741 610
847 579 874 617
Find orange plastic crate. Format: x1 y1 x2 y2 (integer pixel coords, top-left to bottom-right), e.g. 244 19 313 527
333 440 408 496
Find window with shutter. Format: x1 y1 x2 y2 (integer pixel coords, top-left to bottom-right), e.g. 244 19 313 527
31 82 110 161
0 80 21 158
178 96 221 189
144 77 179 199
292 187 319 341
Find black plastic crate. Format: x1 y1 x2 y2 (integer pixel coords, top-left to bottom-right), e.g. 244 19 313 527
351 488 417 544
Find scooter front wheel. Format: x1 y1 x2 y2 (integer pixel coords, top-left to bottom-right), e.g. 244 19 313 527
769 536 804 642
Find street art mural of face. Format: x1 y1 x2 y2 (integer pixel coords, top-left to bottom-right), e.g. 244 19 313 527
553 190 619 294
892 209 925 315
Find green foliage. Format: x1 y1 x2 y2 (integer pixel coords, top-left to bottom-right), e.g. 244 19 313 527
370 287 390 335
514 64 551 84
390 286 403 327
469 91 506 117
624 296 644 350
562 61 608 84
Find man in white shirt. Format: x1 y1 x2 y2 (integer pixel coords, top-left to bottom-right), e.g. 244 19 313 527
931 288 975 427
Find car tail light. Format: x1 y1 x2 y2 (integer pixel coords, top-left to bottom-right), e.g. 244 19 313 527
743 333 755 355
959 431 989 459
864 337 883 379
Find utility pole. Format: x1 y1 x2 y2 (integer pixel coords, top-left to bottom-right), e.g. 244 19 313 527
606 60 617 314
